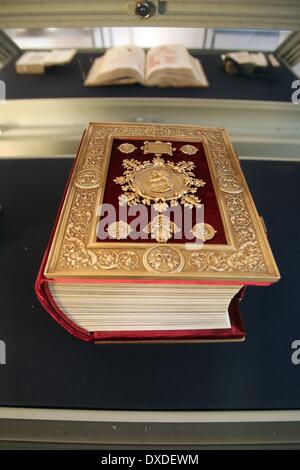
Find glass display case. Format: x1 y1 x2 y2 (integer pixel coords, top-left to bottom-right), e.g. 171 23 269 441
0 1 300 449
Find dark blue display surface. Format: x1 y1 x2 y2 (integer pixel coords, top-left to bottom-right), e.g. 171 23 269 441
0 158 299 410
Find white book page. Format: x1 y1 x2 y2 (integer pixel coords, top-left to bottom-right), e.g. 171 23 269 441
225 51 268 67
225 51 252 64
251 52 268 67
17 49 76 66
146 45 192 78
98 46 145 77
45 49 76 65
16 51 50 66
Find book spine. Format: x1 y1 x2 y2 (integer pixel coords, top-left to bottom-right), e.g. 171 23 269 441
35 130 91 341
35 275 92 342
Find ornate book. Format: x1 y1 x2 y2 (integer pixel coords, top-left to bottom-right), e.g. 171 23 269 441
36 122 280 343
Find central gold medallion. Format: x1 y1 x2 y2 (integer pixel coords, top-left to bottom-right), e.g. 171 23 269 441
132 165 186 201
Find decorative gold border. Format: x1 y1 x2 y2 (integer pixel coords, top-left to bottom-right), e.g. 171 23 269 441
44 122 280 283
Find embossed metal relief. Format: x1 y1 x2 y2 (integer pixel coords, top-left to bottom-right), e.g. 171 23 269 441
143 214 181 243
45 123 278 280
113 154 206 243
217 174 243 194
117 143 137 154
141 140 175 156
114 156 206 210
75 169 100 189
107 221 132 240
191 223 217 241
59 236 139 271
180 144 198 155
143 246 184 273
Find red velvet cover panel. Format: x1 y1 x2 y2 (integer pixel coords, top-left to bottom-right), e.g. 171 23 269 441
99 138 227 245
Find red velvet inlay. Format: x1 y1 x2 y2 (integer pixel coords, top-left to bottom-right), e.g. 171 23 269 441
98 138 227 245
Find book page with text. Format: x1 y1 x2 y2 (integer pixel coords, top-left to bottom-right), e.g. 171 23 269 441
146 45 192 78
98 46 145 77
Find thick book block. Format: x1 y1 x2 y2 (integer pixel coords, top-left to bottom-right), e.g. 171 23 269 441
36 122 280 343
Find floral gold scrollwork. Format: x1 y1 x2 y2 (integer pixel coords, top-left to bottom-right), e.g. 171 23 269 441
118 251 139 270
188 241 266 273
227 241 266 272
66 221 88 240
70 208 92 223
58 237 140 271
189 252 208 271
83 136 107 169
235 226 256 243
60 237 98 269
97 250 119 269
207 252 229 272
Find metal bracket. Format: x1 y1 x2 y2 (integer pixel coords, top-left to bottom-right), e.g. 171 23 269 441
127 0 159 18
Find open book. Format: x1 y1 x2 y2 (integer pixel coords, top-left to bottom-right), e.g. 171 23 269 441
84 45 209 87
15 49 76 74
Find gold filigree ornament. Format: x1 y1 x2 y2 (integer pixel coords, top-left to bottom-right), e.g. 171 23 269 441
180 144 198 156
191 223 217 241
143 214 181 243
117 143 137 154
114 155 206 243
107 221 132 240
114 156 206 210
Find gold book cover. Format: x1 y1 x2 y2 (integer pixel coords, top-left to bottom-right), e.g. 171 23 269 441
36 122 280 343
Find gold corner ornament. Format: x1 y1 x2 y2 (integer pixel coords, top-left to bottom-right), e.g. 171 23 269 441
117 143 137 154
191 223 217 241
